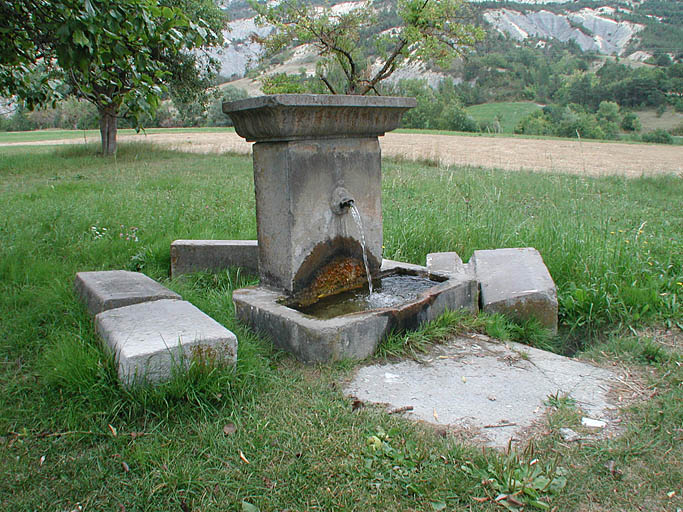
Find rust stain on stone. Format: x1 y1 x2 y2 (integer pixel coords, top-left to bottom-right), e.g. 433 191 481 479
291 236 379 307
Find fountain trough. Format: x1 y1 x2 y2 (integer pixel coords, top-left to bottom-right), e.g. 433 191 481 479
224 94 478 362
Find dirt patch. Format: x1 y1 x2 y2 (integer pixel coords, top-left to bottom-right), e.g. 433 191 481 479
3 131 682 177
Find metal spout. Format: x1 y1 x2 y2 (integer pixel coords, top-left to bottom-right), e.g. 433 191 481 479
331 186 355 215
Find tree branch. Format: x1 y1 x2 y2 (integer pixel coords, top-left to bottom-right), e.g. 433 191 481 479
320 75 337 94
359 37 407 95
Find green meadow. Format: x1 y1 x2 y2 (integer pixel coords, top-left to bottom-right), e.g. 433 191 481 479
0 143 680 511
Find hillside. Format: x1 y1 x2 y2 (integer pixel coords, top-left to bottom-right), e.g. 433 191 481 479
213 0 682 83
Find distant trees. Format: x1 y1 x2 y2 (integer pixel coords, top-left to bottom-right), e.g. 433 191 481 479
391 79 478 131
0 0 227 154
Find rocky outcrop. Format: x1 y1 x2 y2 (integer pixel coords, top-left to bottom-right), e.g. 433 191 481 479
483 8 643 55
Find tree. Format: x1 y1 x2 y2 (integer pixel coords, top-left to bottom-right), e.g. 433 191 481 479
0 1 63 108
55 0 225 154
251 0 484 95
1 0 226 155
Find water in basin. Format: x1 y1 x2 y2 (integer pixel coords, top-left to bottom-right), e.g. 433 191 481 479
296 274 441 319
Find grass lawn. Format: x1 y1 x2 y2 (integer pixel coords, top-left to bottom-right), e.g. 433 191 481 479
0 144 681 511
464 102 543 133
0 126 236 144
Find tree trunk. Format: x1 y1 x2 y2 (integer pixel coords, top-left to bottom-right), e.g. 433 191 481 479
98 108 118 155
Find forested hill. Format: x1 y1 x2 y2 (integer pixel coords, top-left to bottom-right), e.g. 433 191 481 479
214 0 683 81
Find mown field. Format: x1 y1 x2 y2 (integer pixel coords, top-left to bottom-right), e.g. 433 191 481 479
464 102 543 133
0 143 681 511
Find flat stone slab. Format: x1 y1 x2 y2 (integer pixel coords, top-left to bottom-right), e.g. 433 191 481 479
426 251 473 277
75 270 181 315
345 336 619 448
472 248 558 333
96 299 237 385
171 240 258 277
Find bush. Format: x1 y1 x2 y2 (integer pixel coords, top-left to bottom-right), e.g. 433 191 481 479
435 102 478 132
621 111 641 132
514 110 553 136
641 129 674 144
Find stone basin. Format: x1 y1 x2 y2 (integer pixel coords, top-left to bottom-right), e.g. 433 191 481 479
233 262 478 363
223 94 417 142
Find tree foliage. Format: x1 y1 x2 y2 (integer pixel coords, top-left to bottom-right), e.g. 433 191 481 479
251 0 484 95
0 0 226 154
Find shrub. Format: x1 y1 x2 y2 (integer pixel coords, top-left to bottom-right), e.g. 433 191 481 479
641 128 674 144
621 111 641 132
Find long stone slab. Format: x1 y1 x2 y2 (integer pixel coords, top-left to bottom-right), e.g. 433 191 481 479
472 248 558 333
75 270 181 315
95 299 237 385
170 240 259 277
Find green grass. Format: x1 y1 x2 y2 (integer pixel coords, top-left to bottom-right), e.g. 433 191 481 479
0 144 681 511
465 102 543 133
0 126 236 144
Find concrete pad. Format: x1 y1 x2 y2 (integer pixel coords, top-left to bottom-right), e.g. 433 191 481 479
171 240 258 277
95 299 237 385
75 270 181 315
472 248 558 334
345 336 618 448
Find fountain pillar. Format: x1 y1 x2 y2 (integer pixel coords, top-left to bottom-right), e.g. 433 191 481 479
224 94 415 302
223 94 478 363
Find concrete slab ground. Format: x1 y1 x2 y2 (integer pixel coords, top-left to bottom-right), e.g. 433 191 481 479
75 270 181 315
96 299 237 385
345 335 619 448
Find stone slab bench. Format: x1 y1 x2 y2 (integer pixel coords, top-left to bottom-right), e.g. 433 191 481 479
75 270 181 315
171 240 259 277
75 270 237 385
96 299 237 385
471 247 558 334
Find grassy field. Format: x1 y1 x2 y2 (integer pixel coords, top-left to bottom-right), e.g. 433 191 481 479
1 144 681 511
637 107 683 133
0 126 236 144
464 102 543 133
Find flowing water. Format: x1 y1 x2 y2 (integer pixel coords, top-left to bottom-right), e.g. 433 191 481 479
349 204 373 295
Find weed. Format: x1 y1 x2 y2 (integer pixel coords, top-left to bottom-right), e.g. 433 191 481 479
463 443 567 511
545 392 576 409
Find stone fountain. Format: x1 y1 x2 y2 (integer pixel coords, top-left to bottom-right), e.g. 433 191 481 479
223 94 478 362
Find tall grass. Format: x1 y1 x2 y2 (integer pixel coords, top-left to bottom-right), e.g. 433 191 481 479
0 143 680 511
382 160 682 339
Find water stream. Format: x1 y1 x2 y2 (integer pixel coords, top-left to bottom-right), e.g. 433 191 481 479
349 203 373 295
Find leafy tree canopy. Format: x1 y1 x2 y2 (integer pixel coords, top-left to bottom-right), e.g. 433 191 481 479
0 0 227 154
